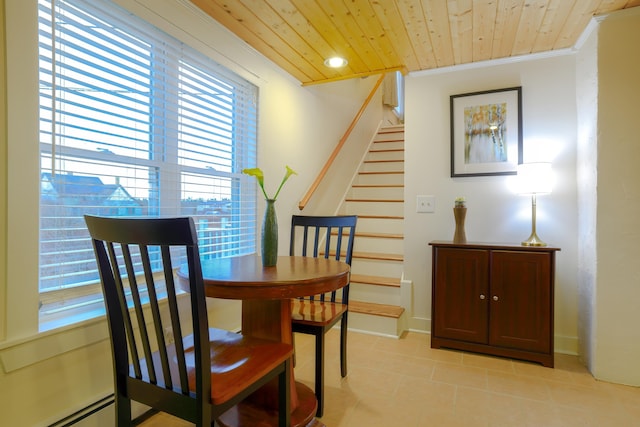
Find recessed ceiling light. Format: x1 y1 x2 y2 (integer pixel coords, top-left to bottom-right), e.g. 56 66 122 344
324 56 348 68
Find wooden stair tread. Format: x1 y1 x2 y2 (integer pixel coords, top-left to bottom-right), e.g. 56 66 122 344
349 300 405 319
364 159 404 163
331 230 403 239
356 214 404 220
358 171 403 175
373 139 404 143
350 274 401 287
351 184 404 188
353 251 403 261
323 251 403 261
369 148 404 153
356 231 402 239
377 127 404 133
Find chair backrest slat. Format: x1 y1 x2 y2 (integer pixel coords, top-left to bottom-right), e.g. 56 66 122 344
105 241 145 381
323 227 331 261
139 245 168 387
161 245 190 393
126 244 159 385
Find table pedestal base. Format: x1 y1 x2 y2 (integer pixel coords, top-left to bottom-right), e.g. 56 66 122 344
217 382 324 427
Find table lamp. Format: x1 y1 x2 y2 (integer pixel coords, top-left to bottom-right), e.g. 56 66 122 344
517 162 552 246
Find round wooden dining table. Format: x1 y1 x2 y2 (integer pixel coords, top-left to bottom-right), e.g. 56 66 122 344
178 255 350 427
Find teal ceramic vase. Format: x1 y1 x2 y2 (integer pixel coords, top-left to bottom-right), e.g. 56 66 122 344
261 199 278 267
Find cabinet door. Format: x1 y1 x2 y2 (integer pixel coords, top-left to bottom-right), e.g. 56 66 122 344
433 248 489 343
489 251 551 353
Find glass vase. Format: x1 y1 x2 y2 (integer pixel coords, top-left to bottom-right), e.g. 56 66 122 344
261 199 278 267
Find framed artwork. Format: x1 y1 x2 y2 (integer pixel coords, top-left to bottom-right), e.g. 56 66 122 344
450 86 522 177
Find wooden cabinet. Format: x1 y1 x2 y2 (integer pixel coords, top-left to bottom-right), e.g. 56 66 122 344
429 241 560 367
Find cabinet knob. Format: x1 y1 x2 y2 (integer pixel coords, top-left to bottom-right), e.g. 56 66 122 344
479 294 486 300
492 295 499 301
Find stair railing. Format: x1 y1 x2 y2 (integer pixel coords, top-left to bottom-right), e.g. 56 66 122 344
298 73 385 211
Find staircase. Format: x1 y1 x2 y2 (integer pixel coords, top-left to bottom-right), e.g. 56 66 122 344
339 124 407 337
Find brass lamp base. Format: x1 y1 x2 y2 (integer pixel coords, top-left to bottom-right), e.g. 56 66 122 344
522 193 547 247
522 232 547 247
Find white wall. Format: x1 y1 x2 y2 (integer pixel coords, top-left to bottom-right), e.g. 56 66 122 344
592 8 640 385
257 75 383 221
575 18 598 373
403 54 580 354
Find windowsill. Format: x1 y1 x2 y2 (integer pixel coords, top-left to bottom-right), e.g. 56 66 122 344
39 292 107 333
35 275 170 338
0 315 110 373
1 288 172 373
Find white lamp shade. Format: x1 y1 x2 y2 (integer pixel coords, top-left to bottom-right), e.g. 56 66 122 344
517 162 552 195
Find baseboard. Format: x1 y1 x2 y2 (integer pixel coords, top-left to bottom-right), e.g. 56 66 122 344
46 394 158 427
48 395 113 427
555 334 579 356
408 315 429 332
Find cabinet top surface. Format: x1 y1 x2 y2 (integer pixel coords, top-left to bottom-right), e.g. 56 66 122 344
429 240 561 252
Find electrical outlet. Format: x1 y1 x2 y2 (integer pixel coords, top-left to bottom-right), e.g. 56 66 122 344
417 195 435 213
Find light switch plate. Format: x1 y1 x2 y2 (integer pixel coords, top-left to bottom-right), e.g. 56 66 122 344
417 195 435 213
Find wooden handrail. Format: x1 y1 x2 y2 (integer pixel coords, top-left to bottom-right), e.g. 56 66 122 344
298 73 385 211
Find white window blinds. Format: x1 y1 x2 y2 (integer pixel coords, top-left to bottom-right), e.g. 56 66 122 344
38 0 258 328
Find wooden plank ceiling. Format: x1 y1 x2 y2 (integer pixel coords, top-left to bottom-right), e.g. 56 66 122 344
190 0 640 85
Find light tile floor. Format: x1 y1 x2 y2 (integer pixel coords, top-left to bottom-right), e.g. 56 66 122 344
140 329 640 426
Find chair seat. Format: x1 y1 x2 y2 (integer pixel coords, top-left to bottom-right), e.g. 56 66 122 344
292 299 347 327
139 328 293 405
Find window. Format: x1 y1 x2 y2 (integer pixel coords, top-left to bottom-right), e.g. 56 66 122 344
37 0 258 330
394 71 404 122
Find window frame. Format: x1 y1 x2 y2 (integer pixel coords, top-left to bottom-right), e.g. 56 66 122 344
5 0 260 339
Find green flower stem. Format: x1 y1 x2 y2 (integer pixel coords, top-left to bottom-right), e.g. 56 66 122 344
242 165 297 201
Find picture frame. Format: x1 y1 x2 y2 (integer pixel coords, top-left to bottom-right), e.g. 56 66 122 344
450 86 522 177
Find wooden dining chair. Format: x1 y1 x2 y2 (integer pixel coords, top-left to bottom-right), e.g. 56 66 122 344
289 214 357 417
84 215 292 427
